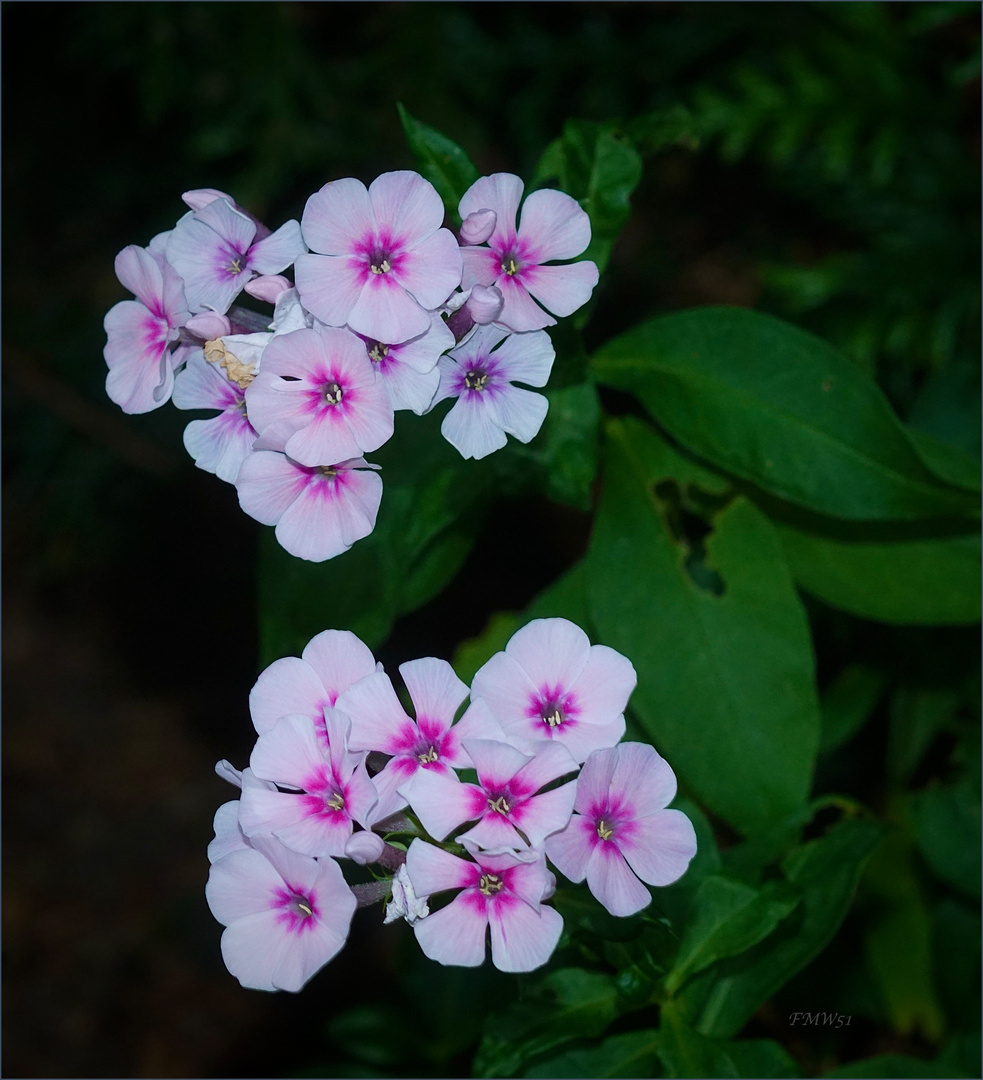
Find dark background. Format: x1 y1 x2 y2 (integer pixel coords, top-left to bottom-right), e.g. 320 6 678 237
3 3 979 1077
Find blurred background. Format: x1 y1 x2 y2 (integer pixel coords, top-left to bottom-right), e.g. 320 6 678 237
3 3 979 1077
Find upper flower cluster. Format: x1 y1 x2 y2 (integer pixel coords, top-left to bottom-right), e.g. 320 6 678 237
206 617 697 992
102 170 598 562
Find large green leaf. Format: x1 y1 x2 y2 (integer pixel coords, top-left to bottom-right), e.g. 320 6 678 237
396 103 479 222
908 778 982 901
532 118 643 276
778 524 981 625
681 818 881 1038
819 664 888 755
665 876 799 994
472 968 620 1079
587 418 821 834
590 306 978 521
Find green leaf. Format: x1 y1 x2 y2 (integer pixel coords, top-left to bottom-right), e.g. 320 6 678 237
452 610 522 684
522 1030 661 1079
587 418 821 834
626 104 702 156
529 380 602 510
888 687 959 784
909 427 982 495
526 558 594 630
778 524 981 626
861 831 945 1040
590 306 978 521
532 119 643 275
656 1003 800 1078
824 1054 963 1078
908 779 982 901
665 876 799 994
396 103 479 221
820 665 888 755
473 968 620 1079
682 818 882 1038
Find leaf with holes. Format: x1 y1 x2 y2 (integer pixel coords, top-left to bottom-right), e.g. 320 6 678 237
587 417 820 835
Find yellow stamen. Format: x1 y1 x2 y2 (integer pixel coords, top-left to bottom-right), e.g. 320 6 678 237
418 746 439 764
479 873 504 896
487 795 511 815
326 792 345 811
543 709 563 728
596 819 614 841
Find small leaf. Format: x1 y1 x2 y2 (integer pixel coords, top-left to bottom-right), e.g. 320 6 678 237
523 1030 660 1079
820 665 888 755
908 778 982 901
396 103 479 221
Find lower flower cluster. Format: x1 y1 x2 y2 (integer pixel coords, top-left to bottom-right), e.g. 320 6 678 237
206 617 698 991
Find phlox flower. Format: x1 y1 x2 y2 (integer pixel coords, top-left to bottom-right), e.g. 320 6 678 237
458 173 598 331
239 708 378 859
206 833 356 992
208 800 251 864
295 171 462 344
400 738 577 851
471 618 634 763
545 743 697 917
166 197 305 315
430 324 554 460
236 452 383 563
335 658 500 822
104 244 191 414
171 349 257 483
246 326 394 467
405 840 562 972
248 628 378 738
358 311 454 415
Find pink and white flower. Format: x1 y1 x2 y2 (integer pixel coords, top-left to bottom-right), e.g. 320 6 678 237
239 709 378 859
166 197 305 315
545 743 697 917
205 834 356 992
336 658 500 822
171 349 258 483
248 628 378 738
400 738 577 851
295 171 463 344
246 326 394 467
430 324 554 460
358 311 454 415
104 244 191 414
405 840 562 972
236 452 383 563
458 173 598 332
470 618 634 763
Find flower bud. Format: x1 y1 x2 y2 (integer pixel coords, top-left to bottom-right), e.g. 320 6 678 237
186 312 232 340
245 274 292 304
345 831 386 866
459 208 496 246
466 284 504 325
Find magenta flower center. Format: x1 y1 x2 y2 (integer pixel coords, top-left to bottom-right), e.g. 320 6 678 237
273 884 319 934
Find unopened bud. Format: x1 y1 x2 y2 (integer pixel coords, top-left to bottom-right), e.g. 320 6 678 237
345 832 386 866
186 312 232 340
245 274 292 304
459 208 496 246
466 284 504 325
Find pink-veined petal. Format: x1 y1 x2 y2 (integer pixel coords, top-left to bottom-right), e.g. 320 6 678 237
617 808 698 887
236 451 310 527
274 478 363 562
440 393 507 460
462 739 531 791
488 897 563 973
470 650 540 736
270 915 349 992
413 893 488 968
553 715 626 765
172 350 240 410
486 329 555 388
489 385 548 444
368 170 446 249
522 261 599 319
573 746 619 815
294 252 364 328
569 644 638 728
586 843 653 917
400 770 484 841
610 742 677 816
206 847 284 926
394 228 463 310
183 413 256 484
113 245 164 313
347 274 431 345
249 219 306 275
283 408 363 468
460 245 501 291
399 657 469 733
218 910 283 990
506 618 593 697
544 814 595 883
336 671 411 754
406 839 476 895
301 177 375 255
250 713 326 788
496 274 556 332
301 629 377 707
515 781 578 849
207 801 250 864
516 188 592 262
249 655 329 735
339 375 394 454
